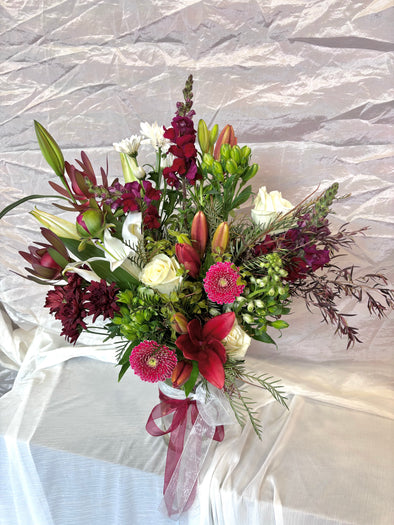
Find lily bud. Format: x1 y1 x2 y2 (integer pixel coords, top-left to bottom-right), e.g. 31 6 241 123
191 211 208 257
175 243 201 278
225 158 237 175
230 145 242 165
209 124 219 153
171 313 188 334
213 124 237 160
198 119 210 153
76 209 104 238
171 361 193 388
34 121 65 178
202 153 214 168
31 208 79 240
241 145 251 160
211 222 229 255
212 161 224 179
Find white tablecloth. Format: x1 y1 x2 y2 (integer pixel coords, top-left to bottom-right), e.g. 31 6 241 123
1 302 393 524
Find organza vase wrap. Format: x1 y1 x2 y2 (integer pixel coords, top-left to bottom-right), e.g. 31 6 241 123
146 381 235 519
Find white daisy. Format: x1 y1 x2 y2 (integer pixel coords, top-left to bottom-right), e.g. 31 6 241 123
140 121 171 152
113 135 142 155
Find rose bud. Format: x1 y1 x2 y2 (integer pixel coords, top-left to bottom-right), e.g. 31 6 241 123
175 243 201 279
191 211 208 257
76 209 104 238
171 361 193 388
213 124 237 160
211 222 229 255
171 312 188 334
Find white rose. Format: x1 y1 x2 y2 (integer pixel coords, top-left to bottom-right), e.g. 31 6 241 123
222 320 251 360
139 254 182 295
251 186 293 233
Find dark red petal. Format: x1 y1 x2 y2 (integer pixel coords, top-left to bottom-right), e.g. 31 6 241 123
187 319 204 346
175 334 201 360
197 351 225 389
205 338 227 364
203 312 235 341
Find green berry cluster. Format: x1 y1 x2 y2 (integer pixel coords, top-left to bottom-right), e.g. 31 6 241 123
112 287 168 343
235 253 290 343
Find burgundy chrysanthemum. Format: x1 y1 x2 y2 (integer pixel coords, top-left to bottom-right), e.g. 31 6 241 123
45 273 87 344
203 262 245 304
129 341 177 383
83 279 120 322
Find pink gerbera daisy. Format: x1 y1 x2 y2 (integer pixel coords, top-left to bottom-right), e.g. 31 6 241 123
129 340 177 383
203 262 245 304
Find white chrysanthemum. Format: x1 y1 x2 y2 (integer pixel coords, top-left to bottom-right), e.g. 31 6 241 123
140 121 171 152
161 152 174 169
113 135 142 155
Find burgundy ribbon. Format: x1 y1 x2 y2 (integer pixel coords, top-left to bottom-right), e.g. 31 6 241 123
146 390 224 516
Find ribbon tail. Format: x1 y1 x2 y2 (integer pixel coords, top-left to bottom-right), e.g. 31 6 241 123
162 409 216 519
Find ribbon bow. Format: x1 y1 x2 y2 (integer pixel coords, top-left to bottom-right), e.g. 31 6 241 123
146 383 229 518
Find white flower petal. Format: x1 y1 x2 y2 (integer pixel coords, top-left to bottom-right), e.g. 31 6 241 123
113 135 142 155
122 212 142 250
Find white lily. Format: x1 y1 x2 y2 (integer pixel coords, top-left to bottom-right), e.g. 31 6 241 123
102 228 140 278
62 262 101 283
31 208 79 239
122 212 142 250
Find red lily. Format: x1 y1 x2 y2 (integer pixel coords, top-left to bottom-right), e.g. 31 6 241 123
213 124 237 160
175 312 235 389
191 211 208 257
171 360 193 388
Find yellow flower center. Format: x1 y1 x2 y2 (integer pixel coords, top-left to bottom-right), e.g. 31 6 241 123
148 357 158 368
218 277 228 288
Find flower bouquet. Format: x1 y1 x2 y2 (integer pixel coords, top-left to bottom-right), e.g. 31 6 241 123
1 75 393 517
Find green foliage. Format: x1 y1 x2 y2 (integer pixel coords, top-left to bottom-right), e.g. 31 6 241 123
112 285 171 348
224 360 288 439
184 361 199 397
198 143 259 221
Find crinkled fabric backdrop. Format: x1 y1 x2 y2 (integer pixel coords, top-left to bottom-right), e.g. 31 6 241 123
0 2 393 525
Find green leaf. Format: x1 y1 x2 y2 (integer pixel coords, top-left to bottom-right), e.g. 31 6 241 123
47 247 69 269
0 194 67 220
118 361 130 382
34 121 65 178
184 361 199 397
60 237 139 289
269 320 289 330
252 331 276 345
232 186 252 210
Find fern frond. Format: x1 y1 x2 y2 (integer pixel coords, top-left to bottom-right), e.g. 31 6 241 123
224 384 264 439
